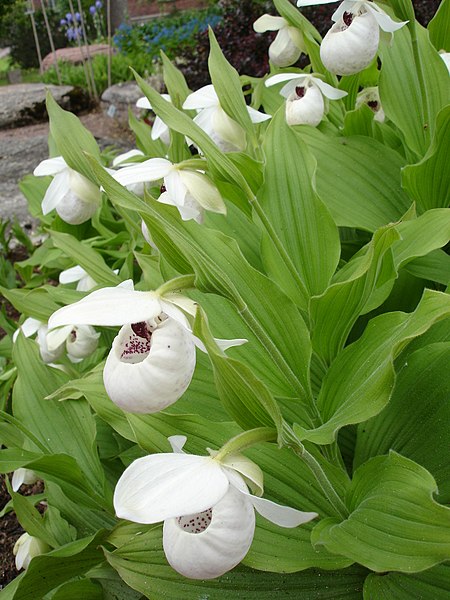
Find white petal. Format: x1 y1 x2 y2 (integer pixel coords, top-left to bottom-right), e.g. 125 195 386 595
253 14 286 33
46 324 72 351
320 11 380 76
19 317 42 338
183 85 219 110
59 265 87 284
114 452 229 523
12 468 38 492
269 27 302 67
41 171 69 214
223 455 264 497
246 106 271 123
136 96 151 109
365 2 408 32
163 484 255 579
214 338 248 351
247 493 318 527
151 116 169 141
33 156 67 176
103 318 196 413
164 294 197 317
211 106 246 152
37 325 65 363
66 324 100 359
168 435 187 453
159 298 192 328
113 158 172 187
178 170 226 214
312 77 348 99
112 149 144 167
48 286 162 328
265 72 304 88
165 170 187 208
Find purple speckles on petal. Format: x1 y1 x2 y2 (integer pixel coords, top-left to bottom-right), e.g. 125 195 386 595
120 323 152 363
176 508 213 534
131 321 152 340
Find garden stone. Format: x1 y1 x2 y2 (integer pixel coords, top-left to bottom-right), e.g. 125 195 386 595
0 83 91 130
101 76 164 124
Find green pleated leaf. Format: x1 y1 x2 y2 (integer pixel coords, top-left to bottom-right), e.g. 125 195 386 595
355 342 450 503
314 452 450 572
379 23 450 157
46 93 100 181
5 531 107 600
160 51 190 108
384 0 415 22
402 105 450 212
273 0 322 43
208 29 254 141
311 225 399 364
12 335 108 501
49 579 103 600
300 128 411 231
19 174 53 224
296 289 450 444
258 110 340 308
105 527 367 599
364 563 450 600
50 231 121 286
404 249 450 285
428 0 450 52
0 286 73 322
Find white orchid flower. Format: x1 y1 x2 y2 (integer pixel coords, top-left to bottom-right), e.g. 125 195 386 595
253 14 305 67
12 468 38 492
13 318 65 363
33 156 101 225
440 52 450 74
13 533 50 570
111 149 146 197
114 435 318 579
113 157 226 224
265 73 347 126
59 265 98 292
355 86 385 122
48 281 245 413
46 324 100 363
136 93 172 145
297 1 407 75
182 84 271 153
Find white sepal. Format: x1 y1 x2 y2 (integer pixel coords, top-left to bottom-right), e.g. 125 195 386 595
13 533 50 570
168 435 187 453
12 468 38 492
103 317 196 413
33 156 67 176
163 484 255 579
223 454 264 497
182 85 219 110
112 149 145 167
178 170 226 214
114 452 229 523
247 493 318 527
269 26 303 67
113 158 172 187
253 14 286 32
365 2 408 32
41 171 70 215
246 105 271 123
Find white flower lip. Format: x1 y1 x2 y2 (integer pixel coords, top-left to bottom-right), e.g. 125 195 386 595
254 14 304 68
114 438 318 579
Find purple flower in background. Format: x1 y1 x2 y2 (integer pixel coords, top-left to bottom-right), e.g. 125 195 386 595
75 12 81 21
89 5 96 14
95 0 103 9
60 18 67 26
65 12 72 21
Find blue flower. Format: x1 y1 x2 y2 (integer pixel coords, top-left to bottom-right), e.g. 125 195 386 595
65 12 72 21
89 6 96 15
95 0 103 8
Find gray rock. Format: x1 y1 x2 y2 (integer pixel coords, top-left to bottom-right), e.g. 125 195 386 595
0 83 75 130
100 76 164 123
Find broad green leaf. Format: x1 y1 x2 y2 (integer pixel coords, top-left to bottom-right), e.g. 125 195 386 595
402 106 450 212
311 225 399 364
342 105 376 138
46 93 100 181
355 342 450 503
273 0 322 43
428 0 450 51
10 488 61 547
128 109 166 158
405 249 450 285
300 128 411 231
50 231 121 286
19 174 53 224
364 564 450 600
12 335 107 500
208 29 254 141
106 528 367 598
379 23 450 157
258 110 340 308
7 531 107 600
384 0 415 22
313 452 450 572
48 579 103 600
296 289 450 444
1 286 65 322
161 51 190 108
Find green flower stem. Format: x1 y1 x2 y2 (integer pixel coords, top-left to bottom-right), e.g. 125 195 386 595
214 427 278 462
284 425 349 520
156 274 196 296
408 19 431 147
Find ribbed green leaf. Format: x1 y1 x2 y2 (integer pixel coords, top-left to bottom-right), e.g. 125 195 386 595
404 249 450 285
160 51 190 108
314 452 450 572
296 290 450 444
428 0 450 52
364 564 450 600
258 110 340 308
355 342 450 503
49 579 103 600
300 128 411 231
402 106 450 212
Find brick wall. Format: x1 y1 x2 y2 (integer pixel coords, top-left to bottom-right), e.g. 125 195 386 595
127 0 208 19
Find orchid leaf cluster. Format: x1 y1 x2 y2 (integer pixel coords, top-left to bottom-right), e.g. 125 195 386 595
0 0 449 597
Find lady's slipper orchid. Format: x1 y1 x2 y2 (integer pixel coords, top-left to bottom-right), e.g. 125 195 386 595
14 318 65 363
48 281 245 413
112 149 146 196
265 73 347 126
33 156 101 225
13 533 50 570
136 94 171 145
113 157 226 224
12 468 38 492
253 14 305 67
114 435 318 579
355 86 385 122
59 265 98 292
182 84 271 152
297 1 407 75
46 323 100 363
